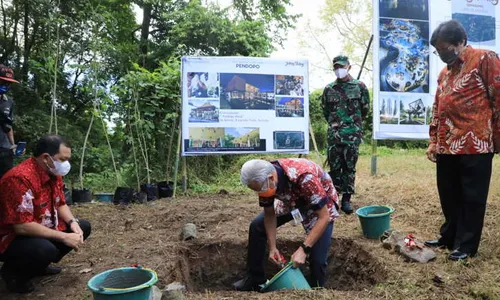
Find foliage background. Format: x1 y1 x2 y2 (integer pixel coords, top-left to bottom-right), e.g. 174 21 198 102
1 0 426 193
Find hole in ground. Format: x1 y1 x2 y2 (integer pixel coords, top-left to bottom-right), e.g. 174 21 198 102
181 238 387 292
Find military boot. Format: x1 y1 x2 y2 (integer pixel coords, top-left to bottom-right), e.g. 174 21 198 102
341 193 353 214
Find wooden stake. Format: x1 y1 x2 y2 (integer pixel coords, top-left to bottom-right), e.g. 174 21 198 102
308 121 323 166
181 156 187 192
172 122 182 198
371 139 378 176
165 118 177 182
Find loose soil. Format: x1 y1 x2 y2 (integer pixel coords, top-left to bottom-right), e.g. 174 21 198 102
0 194 387 300
0 154 499 299
184 238 386 292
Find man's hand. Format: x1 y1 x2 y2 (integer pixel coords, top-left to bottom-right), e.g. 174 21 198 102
10 144 26 156
70 222 84 243
61 232 84 251
291 247 307 268
268 248 283 266
426 144 437 163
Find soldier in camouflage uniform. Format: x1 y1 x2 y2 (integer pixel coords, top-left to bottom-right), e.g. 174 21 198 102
321 55 369 214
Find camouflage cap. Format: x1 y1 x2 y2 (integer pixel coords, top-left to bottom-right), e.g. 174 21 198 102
332 55 350 67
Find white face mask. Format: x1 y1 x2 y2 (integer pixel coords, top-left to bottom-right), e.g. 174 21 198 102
48 156 71 176
335 68 349 79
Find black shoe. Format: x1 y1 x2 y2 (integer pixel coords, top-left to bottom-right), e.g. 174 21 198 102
232 276 264 292
41 266 62 276
448 250 470 261
3 277 35 294
341 200 353 214
424 239 448 249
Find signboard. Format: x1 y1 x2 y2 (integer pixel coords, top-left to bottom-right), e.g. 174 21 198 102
181 57 309 156
373 0 500 140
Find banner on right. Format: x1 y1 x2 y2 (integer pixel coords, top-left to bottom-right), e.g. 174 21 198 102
373 0 500 140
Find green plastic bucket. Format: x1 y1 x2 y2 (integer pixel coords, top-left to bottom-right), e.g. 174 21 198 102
88 267 158 300
356 205 395 239
260 262 311 292
94 193 114 203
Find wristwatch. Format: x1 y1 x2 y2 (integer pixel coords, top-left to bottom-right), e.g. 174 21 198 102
300 243 311 254
68 218 80 226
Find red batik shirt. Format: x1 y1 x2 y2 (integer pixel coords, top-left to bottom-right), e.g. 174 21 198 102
430 45 500 154
0 158 67 253
259 158 340 233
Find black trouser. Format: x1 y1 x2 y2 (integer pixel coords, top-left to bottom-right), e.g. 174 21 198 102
0 220 92 281
0 149 13 179
247 212 334 287
436 154 493 255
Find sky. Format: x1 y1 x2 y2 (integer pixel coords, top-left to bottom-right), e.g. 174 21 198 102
216 0 342 90
263 0 341 90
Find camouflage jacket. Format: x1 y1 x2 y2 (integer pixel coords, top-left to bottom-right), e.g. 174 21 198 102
321 75 370 145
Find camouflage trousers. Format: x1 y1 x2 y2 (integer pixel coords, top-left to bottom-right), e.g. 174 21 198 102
327 143 359 195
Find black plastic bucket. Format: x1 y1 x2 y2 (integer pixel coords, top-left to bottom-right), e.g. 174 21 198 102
72 188 92 203
158 181 174 198
113 187 135 205
140 183 159 201
64 185 73 205
134 191 148 204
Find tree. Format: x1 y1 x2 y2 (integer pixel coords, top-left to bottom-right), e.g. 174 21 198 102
309 89 328 151
230 0 299 46
133 0 282 68
1 0 298 191
299 0 372 76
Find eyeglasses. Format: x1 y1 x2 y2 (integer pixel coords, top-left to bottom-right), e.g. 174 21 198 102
433 45 454 56
258 177 272 192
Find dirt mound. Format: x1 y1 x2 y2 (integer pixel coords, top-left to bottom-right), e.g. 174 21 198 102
180 238 387 292
328 238 387 290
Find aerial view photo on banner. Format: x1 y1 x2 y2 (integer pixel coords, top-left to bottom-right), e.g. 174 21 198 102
373 0 500 140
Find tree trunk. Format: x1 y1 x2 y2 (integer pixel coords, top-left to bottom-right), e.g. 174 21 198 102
139 3 152 67
7 2 19 63
1 0 6 37
21 0 29 80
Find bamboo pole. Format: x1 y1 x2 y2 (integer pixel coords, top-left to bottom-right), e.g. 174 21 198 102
133 90 150 184
100 117 120 187
79 112 94 189
129 125 140 191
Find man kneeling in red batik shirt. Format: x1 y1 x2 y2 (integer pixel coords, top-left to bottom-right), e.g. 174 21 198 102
0 135 91 294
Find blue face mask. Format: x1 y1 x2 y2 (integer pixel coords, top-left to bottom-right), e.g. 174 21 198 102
0 85 9 94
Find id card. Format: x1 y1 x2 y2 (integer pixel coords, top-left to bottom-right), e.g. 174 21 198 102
291 209 303 226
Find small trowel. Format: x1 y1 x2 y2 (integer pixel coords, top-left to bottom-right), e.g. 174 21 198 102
273 253 287 268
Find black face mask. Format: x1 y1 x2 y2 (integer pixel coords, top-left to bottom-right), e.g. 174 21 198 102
439 49 459 65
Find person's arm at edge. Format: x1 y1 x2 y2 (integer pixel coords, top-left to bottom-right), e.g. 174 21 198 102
480 51 500 153
13 222 66 242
